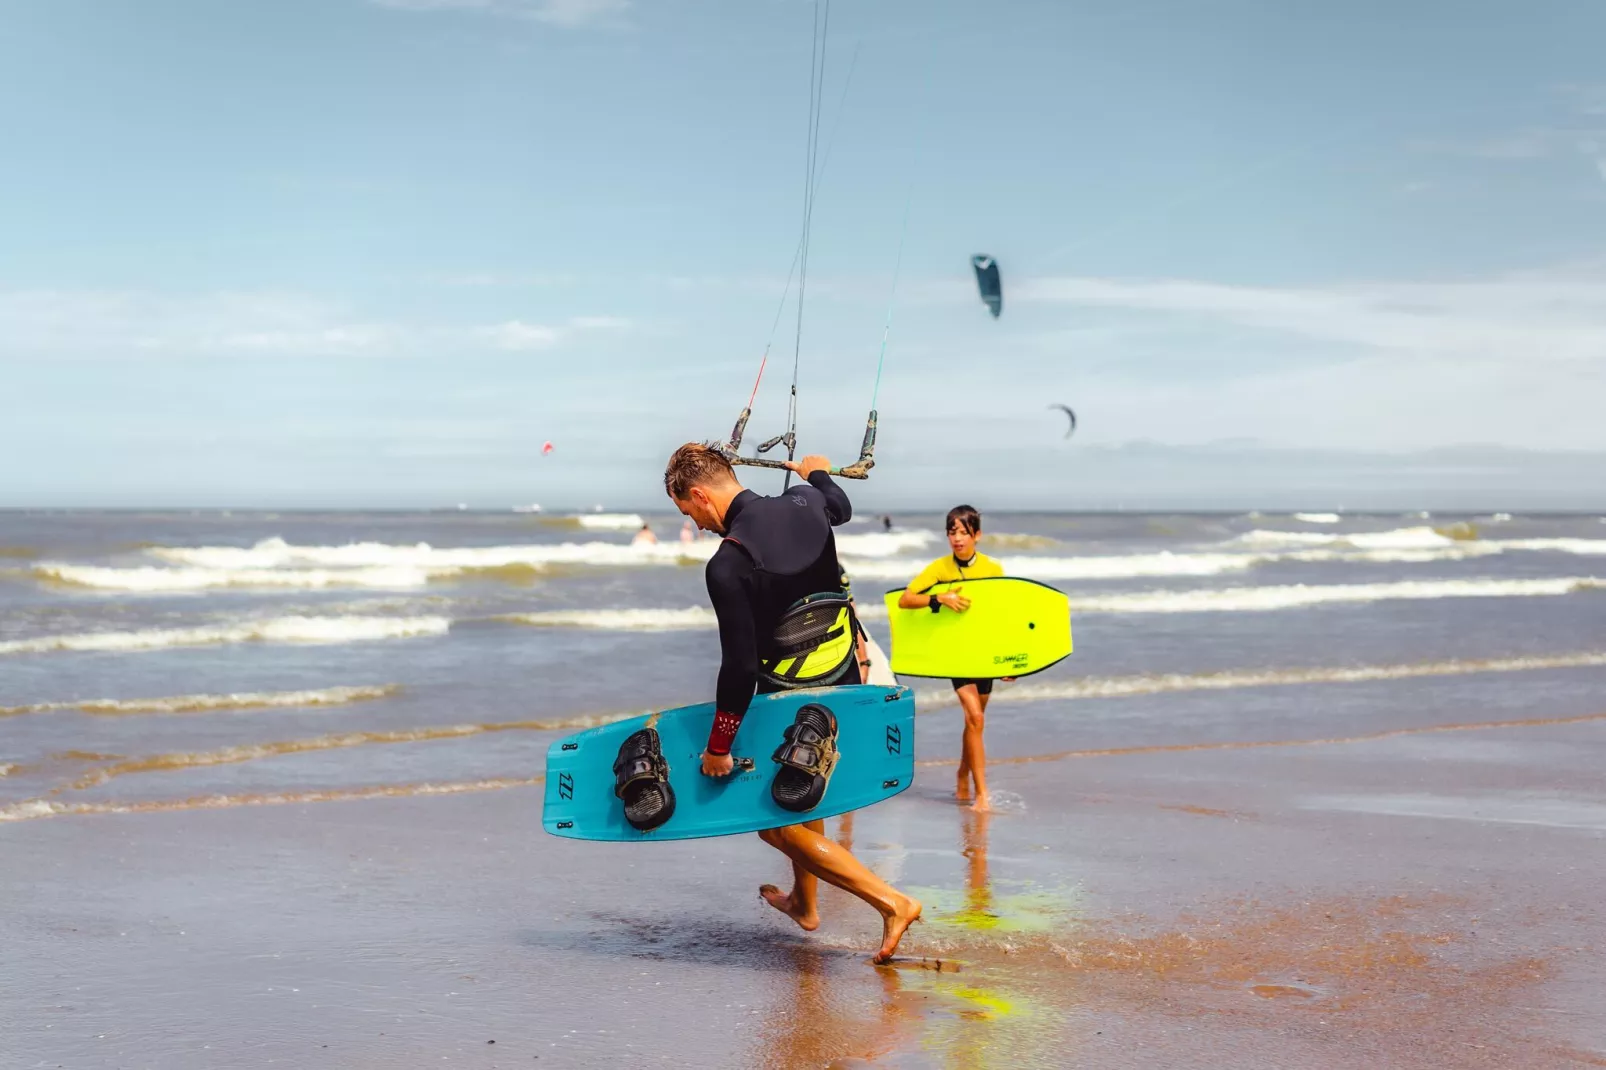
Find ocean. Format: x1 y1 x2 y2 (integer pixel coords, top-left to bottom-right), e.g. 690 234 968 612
3 505 1605 1067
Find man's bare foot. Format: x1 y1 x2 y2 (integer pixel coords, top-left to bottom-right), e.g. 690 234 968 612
871 895 923 964
956 779 972 802
970 793 993 813
759 883 819 932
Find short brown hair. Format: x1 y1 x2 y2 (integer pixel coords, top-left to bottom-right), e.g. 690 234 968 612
664 442 737 499
946 504 981 535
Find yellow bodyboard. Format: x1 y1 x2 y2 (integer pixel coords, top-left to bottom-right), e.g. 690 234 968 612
881 577 1072 680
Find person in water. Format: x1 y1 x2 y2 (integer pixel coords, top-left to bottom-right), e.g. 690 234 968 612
896 504 1004 811
632 523 658 546
665 443 922 963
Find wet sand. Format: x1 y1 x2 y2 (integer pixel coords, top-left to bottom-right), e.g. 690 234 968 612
5 702 1605 1069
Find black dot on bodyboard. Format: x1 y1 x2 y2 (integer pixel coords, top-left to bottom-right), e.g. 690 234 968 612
1028 622 1036 629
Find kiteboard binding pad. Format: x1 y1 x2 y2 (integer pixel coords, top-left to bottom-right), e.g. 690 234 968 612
612 727 676 831
543 685 915 842
770 703 839 813
881 577 1072 680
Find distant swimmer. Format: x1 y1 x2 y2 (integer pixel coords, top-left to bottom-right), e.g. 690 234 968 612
665 443 922 963
680 518 696 543
895 505 1007 812
881 515 893 532
632 523 658 546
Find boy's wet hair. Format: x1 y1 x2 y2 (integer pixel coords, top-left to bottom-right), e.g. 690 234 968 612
945 504 981 535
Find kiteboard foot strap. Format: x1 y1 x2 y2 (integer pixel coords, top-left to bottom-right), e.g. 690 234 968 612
613 728 676 832
770 704 839 814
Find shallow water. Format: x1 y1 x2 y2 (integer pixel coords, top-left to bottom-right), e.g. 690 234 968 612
3 507 1605 1066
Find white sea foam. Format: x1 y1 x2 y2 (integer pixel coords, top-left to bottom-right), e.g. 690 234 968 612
1074 577 1602 615
573 513 646 530
1232 526 1456 550
39 537 722 591
1490 538 1606 555
1 685 398 717
910 650 1606 710
1292 513 1341 523
36 562 436 591
834 531 937 557
0 616 449 656
840 551 1259 582
502 607 718 630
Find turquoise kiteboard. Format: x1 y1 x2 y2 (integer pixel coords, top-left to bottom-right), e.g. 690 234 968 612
542 684 915 842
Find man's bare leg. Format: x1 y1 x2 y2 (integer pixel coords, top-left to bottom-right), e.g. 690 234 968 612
758 819 822 931
760 821 923 963
956 686 991 811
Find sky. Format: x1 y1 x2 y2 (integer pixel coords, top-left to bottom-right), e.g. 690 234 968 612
2 0 1605 509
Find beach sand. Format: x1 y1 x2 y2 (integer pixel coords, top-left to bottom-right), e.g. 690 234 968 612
6 702 1605 1069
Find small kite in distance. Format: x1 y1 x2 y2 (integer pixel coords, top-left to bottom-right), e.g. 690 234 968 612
971 255 1002 318
542 441 554 455
1049 404 1076 438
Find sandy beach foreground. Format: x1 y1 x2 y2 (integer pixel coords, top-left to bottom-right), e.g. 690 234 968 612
5 698 1605 1069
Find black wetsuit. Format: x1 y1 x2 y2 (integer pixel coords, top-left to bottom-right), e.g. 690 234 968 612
703 472 862 755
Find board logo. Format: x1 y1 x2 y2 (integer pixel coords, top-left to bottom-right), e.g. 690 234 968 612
881 778 901 789
557 772 574 800
993 652 1029 667
555 821 573 830
561 741 578 751
885 724 902 755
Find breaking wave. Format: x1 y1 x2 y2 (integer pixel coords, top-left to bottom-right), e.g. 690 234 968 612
36 563 436 591
842 551 1260 583
1490 538 1606 555
501 607 718 630
911 651 1606 710
0 615 450 656
1231 526 1456 550
1074 577 1603 615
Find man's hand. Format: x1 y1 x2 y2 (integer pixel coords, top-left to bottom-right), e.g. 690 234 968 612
937 586 971 612
701 751 735 777
783 454 832 480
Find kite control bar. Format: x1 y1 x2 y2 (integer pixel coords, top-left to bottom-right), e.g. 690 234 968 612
717 409 878 481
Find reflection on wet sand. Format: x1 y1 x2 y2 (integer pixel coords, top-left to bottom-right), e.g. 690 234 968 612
754 945 925 1069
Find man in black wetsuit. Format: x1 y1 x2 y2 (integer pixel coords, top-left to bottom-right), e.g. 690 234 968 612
664 443 922 964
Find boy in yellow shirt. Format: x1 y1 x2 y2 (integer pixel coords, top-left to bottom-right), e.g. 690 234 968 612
896 505 1005 811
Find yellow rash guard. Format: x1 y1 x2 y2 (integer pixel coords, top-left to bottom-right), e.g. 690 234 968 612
907 551 1005 593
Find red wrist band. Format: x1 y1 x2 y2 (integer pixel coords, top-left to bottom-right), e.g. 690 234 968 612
707 710 743 755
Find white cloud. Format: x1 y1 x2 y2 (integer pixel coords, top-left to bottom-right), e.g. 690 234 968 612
471 320 561 351
367 0 629 27
1419 87 1606 182
0 290 628 359
1017 268 1606 365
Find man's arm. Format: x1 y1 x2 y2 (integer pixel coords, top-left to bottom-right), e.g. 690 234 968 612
705 551 759 756
785 454 853 525
806 470 852 525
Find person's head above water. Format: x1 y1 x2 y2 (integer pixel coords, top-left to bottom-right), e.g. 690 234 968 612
945 504 982 561
664 443 744 534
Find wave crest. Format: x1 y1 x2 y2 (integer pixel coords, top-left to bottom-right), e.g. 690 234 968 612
0 615 450 656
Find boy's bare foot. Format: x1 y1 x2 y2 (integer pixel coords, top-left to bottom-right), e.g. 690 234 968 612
759 883 819 932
